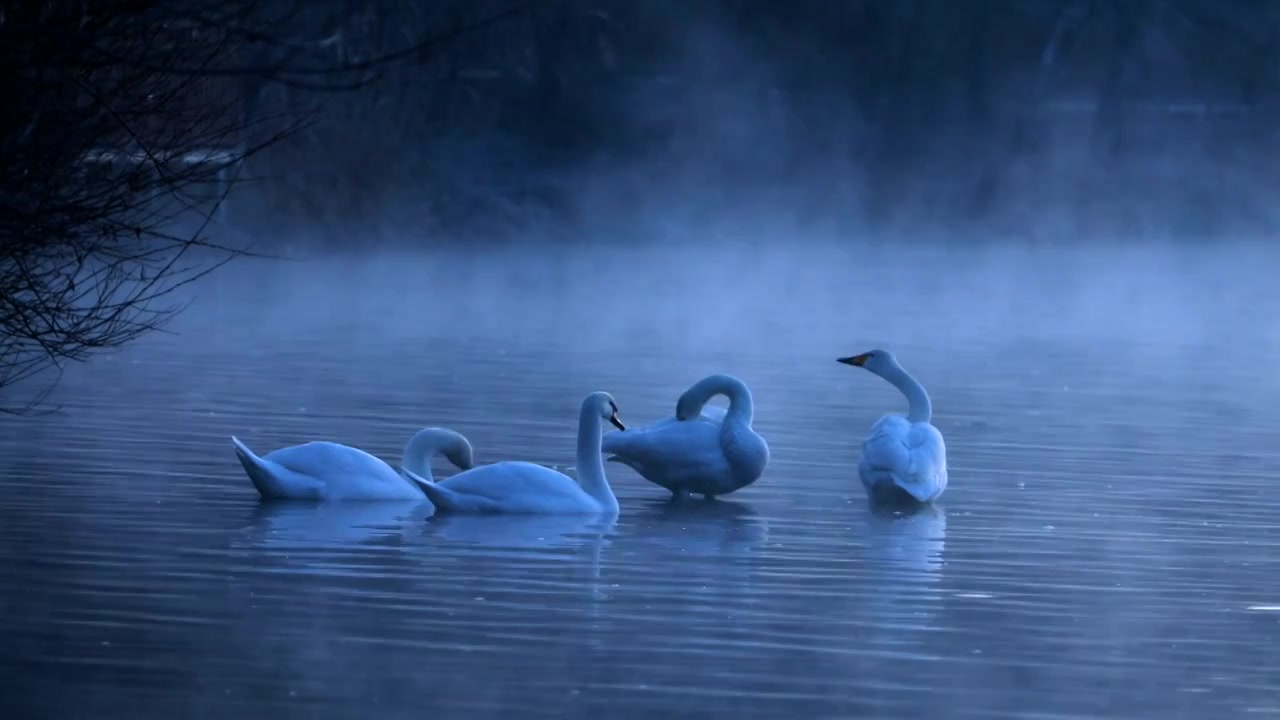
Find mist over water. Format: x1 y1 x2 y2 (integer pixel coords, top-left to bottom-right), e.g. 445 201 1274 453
189 231 1279 359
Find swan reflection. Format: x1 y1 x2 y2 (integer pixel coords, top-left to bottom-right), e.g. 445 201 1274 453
860 502 948 638
625 498 769 557
422 513 616 631
864 501 948 578
234 501 432 578
422 513 618 555
243 500 432 551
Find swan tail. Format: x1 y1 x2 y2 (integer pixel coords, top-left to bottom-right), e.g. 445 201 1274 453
605 453 648 476
231 436 320 500
894 473 943 503
599 433 631 455
406 471 504 514
861 467 933 506
599 431 641 463
600 433 661 475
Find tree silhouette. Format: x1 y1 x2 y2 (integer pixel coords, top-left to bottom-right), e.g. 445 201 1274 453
0 0 526 410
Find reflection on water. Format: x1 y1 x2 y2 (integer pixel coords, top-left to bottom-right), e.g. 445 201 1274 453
626 499 769 555
424 512 617 552
2 242 1280 718
246 501 433 551
865 503 947 578
861 504 947 648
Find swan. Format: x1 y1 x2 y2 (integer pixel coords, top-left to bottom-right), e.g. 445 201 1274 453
838 349 947 504
402 392 625 514
231 427 474 501
599 373 769 500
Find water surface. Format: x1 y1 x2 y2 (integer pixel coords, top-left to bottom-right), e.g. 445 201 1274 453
2 240 1278 719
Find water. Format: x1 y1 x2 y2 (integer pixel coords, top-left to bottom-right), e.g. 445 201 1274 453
1 240 1279 719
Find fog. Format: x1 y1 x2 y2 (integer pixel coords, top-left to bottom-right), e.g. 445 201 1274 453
174 0 1280 379
192 235 1277 360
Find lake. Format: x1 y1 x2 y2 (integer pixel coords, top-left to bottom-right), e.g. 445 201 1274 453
1 238 1278 718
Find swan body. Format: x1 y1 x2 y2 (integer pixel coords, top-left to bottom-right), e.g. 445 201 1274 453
232 427 473 501
600 373 769 499
838 350 947 504
404 392 625 515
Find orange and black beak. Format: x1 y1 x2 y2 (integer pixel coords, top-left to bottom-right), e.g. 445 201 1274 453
608 401 626 431
837 353 870 367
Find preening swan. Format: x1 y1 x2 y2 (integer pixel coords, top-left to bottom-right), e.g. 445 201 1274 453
600 373 769 500
232 427 474 501
838 350 947 504
398 428 476 483
403 392 626 514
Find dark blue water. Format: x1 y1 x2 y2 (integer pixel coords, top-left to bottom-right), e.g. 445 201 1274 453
1 240 1278 718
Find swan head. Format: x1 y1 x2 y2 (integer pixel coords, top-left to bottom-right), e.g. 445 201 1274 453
407 427 475 470
444 437 475 470
587 391 626 431
837 349 899 375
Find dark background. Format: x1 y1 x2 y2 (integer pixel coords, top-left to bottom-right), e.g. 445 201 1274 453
216 0 1280 245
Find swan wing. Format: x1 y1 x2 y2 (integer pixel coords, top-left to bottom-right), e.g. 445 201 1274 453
265 441 418 499
429 461 599 513
858 416 947 502
697 405 728 423
905 423 946 485
440 461 583 500
233 436 326 499
600 406 725 453
600 410 729 485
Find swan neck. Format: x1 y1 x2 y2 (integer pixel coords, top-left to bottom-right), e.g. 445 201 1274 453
576 404 618 512
688 375 754 426
402 430 439 482
885 365 932 424
721 378 754 426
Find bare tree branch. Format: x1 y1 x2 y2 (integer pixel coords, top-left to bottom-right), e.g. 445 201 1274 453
0 0 530 411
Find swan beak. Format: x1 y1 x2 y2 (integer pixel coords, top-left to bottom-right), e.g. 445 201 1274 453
609 413 626 431
837 354 869 367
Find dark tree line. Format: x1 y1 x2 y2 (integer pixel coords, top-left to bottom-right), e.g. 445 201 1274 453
240 0 1279 231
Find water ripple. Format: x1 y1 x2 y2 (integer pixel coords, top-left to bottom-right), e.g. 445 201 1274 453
3 247 1280 719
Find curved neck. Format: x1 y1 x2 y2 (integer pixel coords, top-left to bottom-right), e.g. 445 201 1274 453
575 403 618 513
402 429 464 481
682 374 754 426
881 364 932 424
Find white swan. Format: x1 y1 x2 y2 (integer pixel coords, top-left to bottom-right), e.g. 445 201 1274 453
232 427 474 501
599 373 769 500
403 392 625 514
838 349 947 504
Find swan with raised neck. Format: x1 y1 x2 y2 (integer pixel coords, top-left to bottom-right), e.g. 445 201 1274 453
403 392 625 514
837 349 947 504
